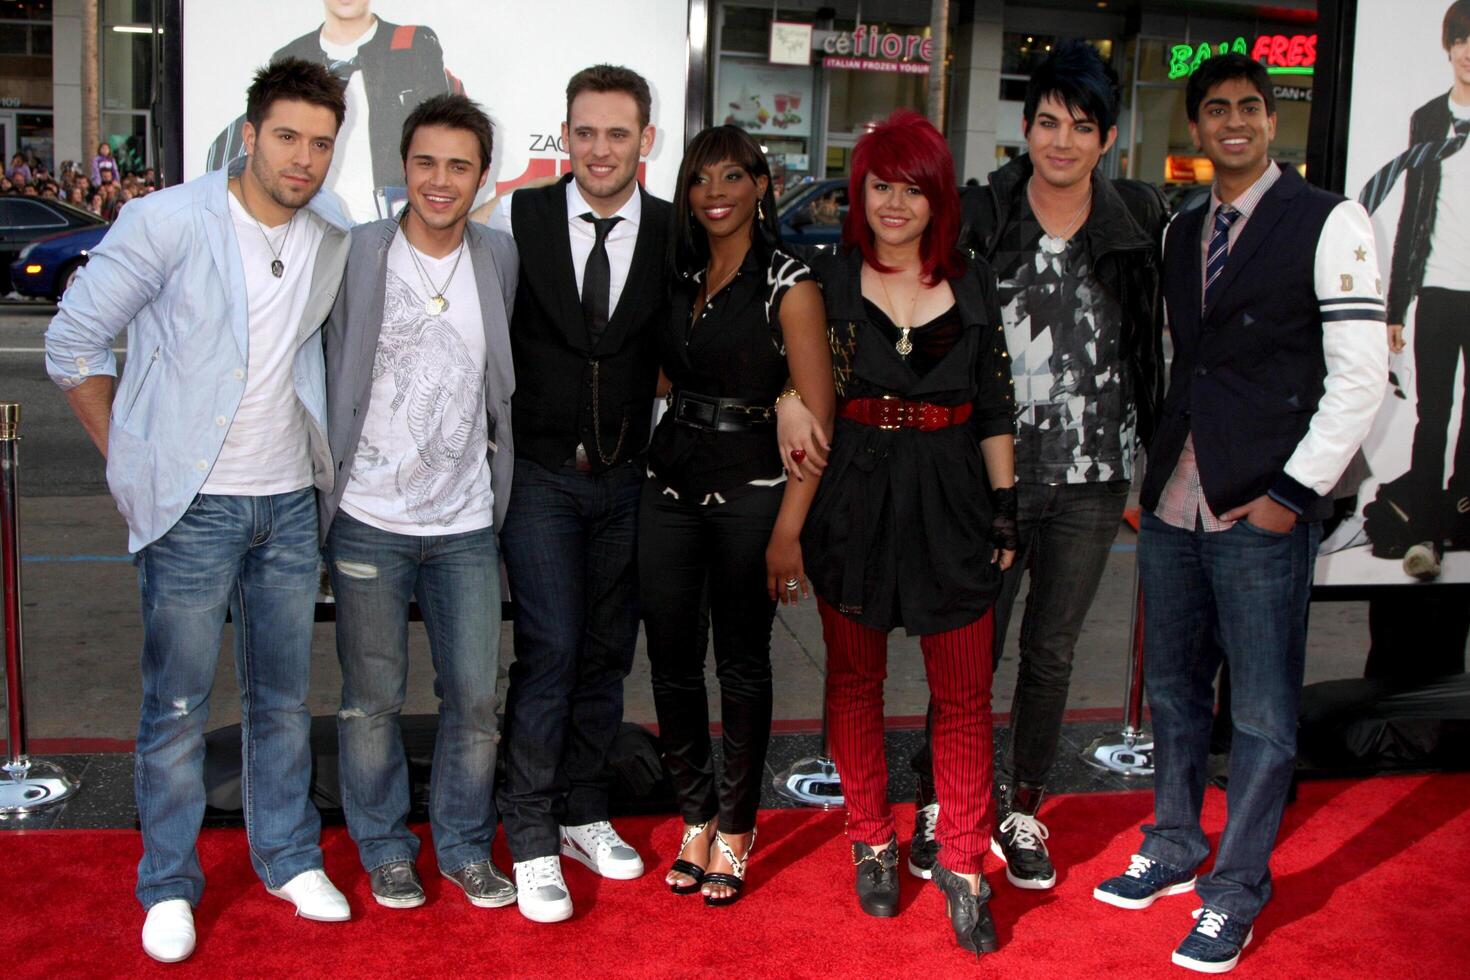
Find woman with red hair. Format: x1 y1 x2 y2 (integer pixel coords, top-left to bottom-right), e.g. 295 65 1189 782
779 110 1017 954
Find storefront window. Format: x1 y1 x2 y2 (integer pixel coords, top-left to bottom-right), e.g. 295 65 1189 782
18 110 52 170
101 0 157 113
0 1 53 110
102 110 148 173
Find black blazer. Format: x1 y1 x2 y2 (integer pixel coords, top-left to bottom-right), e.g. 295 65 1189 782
1142 165 1342 522
1387 92 1454 324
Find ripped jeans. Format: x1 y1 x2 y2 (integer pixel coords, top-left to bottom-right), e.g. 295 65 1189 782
325 511 504 874
134 489 322 909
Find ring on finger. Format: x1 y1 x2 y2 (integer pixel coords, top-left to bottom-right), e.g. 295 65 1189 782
784 577 799 590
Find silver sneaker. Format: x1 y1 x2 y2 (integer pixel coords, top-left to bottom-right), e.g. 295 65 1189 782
514 856 573 923
442 859 516 908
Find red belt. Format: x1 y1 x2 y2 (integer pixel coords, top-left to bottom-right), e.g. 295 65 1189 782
838 396 972 431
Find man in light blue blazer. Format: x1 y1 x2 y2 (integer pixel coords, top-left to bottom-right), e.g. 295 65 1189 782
44 59 355 962
318 94 518 913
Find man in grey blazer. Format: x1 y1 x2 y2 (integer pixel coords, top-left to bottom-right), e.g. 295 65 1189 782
320 94 518 912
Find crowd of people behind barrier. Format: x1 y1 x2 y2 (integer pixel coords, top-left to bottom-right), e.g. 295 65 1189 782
2 142 157 220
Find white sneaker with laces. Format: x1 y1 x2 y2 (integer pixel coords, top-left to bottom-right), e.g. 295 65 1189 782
141 898 196 963
515 855 574 923
266 869 351 922
560 820 645 879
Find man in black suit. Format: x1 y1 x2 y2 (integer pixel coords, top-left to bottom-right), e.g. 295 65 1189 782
485 64 670 924
1382 0 1470 573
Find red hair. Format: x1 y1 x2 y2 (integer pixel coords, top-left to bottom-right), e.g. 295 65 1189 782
843 110 965 283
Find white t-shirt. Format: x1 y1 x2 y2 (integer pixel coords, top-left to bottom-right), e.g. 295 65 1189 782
319 19 378 224
338 231 494 535
1424 96 1470 290
489 178 641 316
202 192 321 495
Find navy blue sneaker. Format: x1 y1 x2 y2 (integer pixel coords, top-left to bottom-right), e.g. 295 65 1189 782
1171 906 1253 973
1092 853 1196 910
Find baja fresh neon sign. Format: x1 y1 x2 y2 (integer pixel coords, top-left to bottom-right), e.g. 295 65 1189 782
1168 34 1317 79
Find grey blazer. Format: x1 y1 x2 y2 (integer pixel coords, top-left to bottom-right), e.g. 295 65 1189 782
319 218 518 540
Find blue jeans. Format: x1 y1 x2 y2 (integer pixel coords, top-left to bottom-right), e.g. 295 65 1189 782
1136 509 1320 922
326 512 503 874
133 489 321 909
498 458 643 860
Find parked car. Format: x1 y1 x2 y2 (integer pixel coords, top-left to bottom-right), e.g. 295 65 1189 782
777 178 848 247
8 205 108 301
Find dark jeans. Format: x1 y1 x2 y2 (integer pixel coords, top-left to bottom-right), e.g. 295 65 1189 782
133 490 321 909
912 480 1128 794
1409 287 1470 495
498 457 643 860
1136 510 1320 923
638 482 781 835
325 512 502 875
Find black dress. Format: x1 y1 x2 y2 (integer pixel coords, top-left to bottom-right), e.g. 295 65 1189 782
801 246 1015 635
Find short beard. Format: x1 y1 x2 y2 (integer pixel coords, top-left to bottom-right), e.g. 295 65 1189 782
248 151 315 212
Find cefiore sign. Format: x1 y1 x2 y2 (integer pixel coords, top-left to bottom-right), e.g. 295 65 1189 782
813 25 934 75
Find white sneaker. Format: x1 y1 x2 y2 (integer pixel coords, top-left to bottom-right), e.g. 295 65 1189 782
266 869 351 922
559 821 645 879
514 856 574 923
141 899 195 963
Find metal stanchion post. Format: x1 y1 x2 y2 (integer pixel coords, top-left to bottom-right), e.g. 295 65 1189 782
1081 563 1154 777
772 699 844 809
1 403 80 813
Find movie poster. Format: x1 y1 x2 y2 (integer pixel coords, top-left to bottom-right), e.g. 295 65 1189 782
181 0 691 224
1315 0 1470 585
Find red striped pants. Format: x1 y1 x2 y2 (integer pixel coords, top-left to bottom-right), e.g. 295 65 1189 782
820 599 995 874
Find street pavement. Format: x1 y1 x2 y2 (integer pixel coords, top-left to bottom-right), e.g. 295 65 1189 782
1 304 1373 743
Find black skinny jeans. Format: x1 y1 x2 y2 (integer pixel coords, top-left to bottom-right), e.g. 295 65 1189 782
1409 287 1470 498
638 481 782 834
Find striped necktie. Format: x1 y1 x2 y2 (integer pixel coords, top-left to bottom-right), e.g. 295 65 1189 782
1359 118 1470 214
1204 204 1241 310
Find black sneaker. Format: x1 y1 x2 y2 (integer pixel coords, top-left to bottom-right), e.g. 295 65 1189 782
908 802 939 879
990 782 1056 890
852 837 900 917
369 860 426 909
1172 906 1253 973
1093 853 1196 909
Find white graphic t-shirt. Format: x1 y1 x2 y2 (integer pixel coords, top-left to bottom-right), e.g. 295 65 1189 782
1424 96 1470 290
338 231 493 534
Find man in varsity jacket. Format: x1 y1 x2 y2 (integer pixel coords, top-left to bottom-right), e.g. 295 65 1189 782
1092 54 1387 974
206 1 460 222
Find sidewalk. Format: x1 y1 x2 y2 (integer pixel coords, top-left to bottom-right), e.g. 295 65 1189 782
7 494 1371 744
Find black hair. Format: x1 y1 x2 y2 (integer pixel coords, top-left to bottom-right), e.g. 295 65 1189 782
400 94 494 174
1186 53 1275 122
1445 0 1470 49
566 64 653 129
245 57 347 133
670 125 780 275
1023 39 1120 133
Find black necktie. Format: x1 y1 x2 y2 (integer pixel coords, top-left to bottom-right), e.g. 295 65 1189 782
1204 205 1241 310
1359 118 1470 214
580 213 623 344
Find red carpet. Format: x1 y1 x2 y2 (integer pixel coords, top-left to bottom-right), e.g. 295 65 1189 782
5 773 1469 978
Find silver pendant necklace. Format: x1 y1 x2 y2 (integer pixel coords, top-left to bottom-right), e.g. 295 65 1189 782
1026 177 1091 255
241 192 293 278
404 227 466 316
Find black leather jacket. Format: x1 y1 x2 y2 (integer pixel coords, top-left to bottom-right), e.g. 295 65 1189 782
959 155 1169 448
1388 92 1455 324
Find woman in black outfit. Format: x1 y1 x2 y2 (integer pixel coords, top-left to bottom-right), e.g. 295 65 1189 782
778 110 1018 954
640 125 832 906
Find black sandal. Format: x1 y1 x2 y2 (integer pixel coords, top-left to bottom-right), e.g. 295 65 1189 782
668 820 711 894
702 829 756 907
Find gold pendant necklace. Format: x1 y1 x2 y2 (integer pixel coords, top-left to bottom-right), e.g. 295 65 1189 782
875 268 919 357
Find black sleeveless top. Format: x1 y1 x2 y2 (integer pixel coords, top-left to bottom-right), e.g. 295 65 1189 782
647 245 815 498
